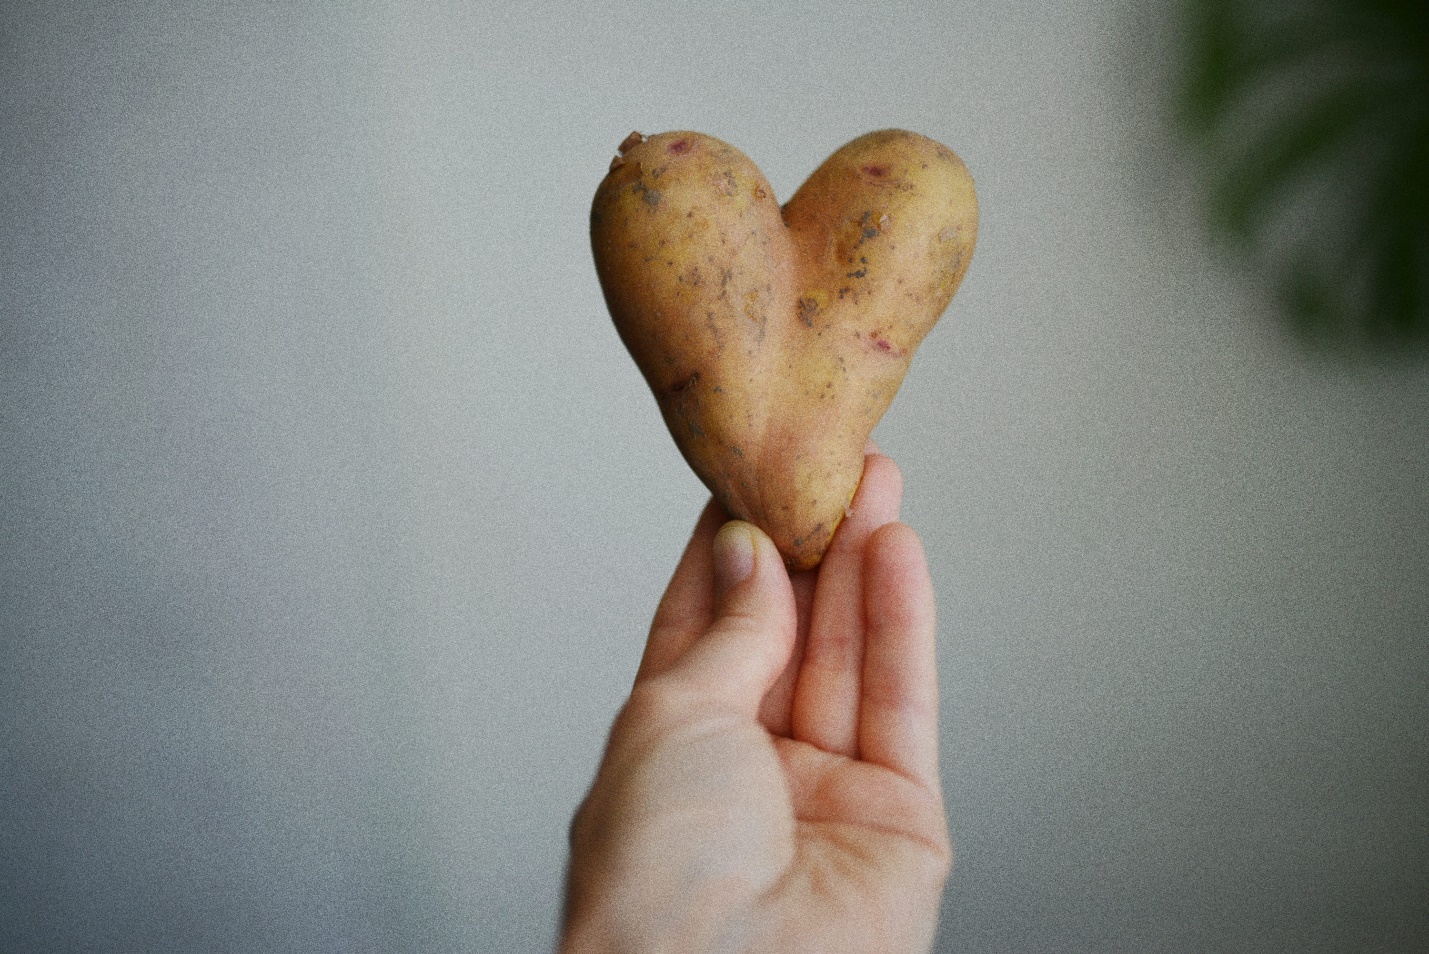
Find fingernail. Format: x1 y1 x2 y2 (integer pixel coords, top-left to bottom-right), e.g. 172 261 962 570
713 522 756 598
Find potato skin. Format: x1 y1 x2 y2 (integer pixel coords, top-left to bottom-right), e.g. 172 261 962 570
592 130 977 569
783 129 978 365
591 132 813 560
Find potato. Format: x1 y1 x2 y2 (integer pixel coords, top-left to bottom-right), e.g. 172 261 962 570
591 130 978 569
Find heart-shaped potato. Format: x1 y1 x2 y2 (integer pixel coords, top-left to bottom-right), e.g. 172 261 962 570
592 129 977 569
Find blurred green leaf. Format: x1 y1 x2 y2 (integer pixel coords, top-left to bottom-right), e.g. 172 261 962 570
1179 0 1429 348
1210 81 1384 242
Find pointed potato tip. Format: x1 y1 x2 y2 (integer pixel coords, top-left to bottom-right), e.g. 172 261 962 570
617 131 645 155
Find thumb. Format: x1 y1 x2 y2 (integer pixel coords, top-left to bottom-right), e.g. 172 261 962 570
667 520 796 716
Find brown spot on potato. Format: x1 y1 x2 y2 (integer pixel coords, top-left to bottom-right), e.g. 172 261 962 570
853 210 882 246
798 297 819 327
743 290 767 338
668 138 691 155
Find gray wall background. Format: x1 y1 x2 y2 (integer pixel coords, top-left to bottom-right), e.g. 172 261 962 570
3 1 1426 951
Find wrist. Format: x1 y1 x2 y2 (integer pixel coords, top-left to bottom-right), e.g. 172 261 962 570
559 874 757 954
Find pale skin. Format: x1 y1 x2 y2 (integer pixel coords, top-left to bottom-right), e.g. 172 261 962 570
561 445 949 953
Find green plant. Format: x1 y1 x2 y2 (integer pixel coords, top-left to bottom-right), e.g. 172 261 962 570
1181 0 1428 347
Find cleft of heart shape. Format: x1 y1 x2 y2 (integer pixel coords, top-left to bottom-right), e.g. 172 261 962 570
591 129 978 569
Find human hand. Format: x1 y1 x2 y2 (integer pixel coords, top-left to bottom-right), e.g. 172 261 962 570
561 446 949 953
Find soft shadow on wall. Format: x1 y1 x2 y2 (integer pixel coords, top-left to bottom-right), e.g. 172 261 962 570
1179 0 1427 350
